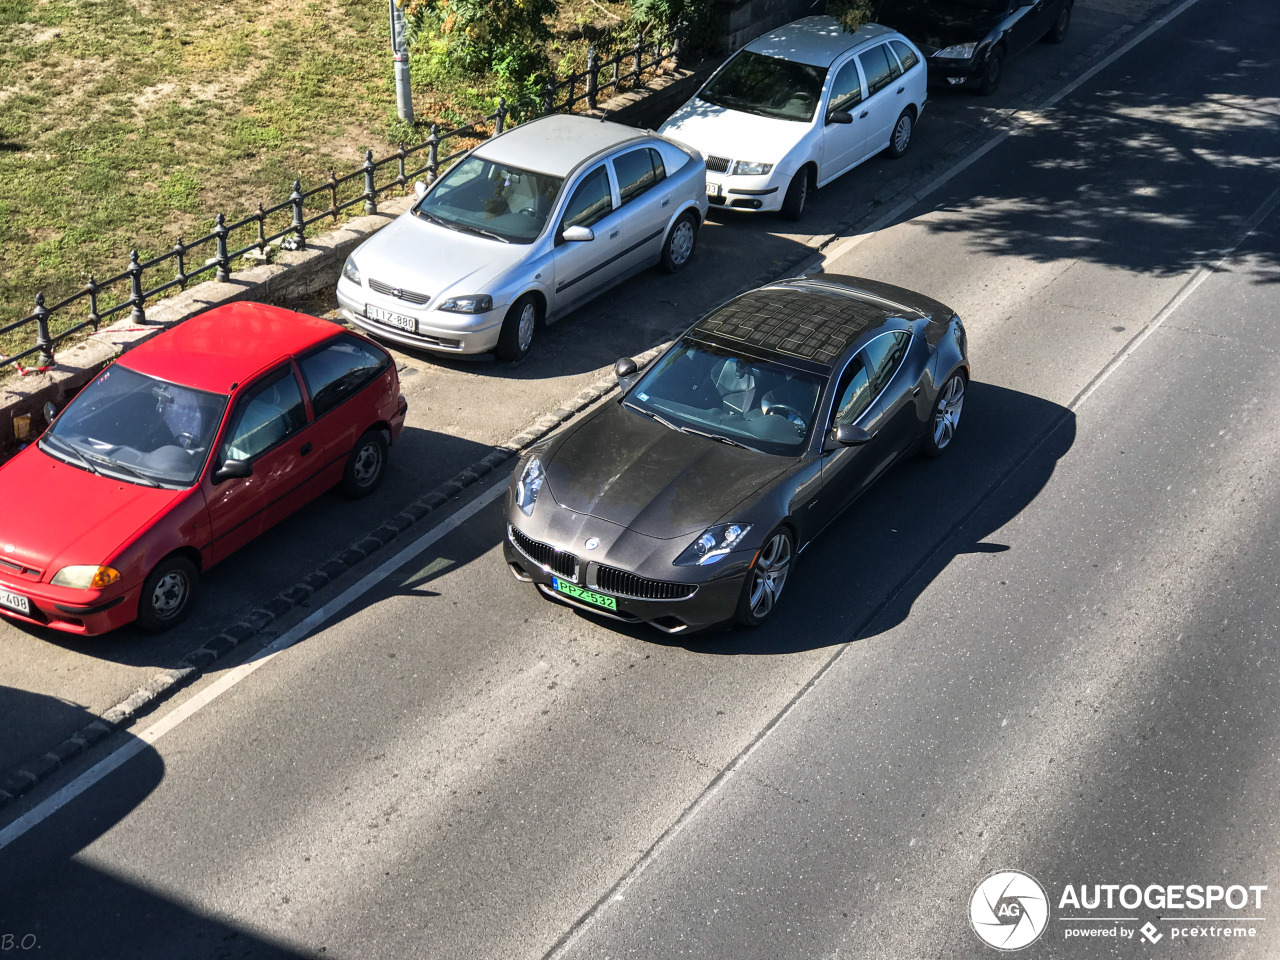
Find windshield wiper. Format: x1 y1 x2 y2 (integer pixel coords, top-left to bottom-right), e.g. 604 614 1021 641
679 426 758 452
451 222 511 244
84 452 160 487
623 402 681 433
41 434 101 475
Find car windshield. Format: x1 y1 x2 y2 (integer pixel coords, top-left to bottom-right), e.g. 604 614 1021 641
415 156 563 244
623 340 825 457
698 50 828 122
40 365 228 488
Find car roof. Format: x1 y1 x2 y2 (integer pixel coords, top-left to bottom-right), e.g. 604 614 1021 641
119 302 343 394
687 277 932 370
744 16 898 67
475 114 652 178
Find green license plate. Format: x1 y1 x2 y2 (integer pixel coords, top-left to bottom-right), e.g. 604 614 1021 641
552 577 617 611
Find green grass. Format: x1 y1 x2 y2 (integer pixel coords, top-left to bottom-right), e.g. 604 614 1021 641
0 0 634 365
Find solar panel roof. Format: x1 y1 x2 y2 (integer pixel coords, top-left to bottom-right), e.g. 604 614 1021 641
690 282 902 367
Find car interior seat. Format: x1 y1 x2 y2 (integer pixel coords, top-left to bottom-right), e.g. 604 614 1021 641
712 357 756 415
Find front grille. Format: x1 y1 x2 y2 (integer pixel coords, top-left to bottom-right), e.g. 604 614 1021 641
705 155 731 174
508 526 579 581
595 566 697 601
369 278 431 305
0 557 42 580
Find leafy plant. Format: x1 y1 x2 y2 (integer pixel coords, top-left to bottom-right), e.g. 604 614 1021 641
827 0 875 32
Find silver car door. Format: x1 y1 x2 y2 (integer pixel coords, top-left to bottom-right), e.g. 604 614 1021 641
550 163 626 314
610 146 671 275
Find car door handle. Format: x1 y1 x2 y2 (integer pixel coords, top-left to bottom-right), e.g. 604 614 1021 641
609 229 620 239
299 442 313 456
912 386 921 397
661 196 671 207
859 110 869 119
896 86 905 94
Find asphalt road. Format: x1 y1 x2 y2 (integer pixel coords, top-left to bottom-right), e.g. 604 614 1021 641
0 0 1172 781
3 0 1279 957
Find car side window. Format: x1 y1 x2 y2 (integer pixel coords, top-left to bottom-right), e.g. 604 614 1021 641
614 148 666 206
828 59 863 113
858 44 897 97
299 335 391 418
890 39 920 72
562 165 614 230
831 357 873 427
862 331 912 398
222 367 306 462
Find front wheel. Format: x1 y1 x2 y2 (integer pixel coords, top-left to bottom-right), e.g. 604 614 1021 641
977 46 1005 96
780 168 810 222
496 294 540 362
660 213 698 273
922 373 965 457
137 554 198 632
341 428 388 498
887 109 914 159
735 527 795 626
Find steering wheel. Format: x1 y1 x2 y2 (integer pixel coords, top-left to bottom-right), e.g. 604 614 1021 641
763 403 807 429
175 432 199 450
516 206 541 219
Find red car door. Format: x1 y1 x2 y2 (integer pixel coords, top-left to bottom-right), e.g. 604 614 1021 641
202 363 329 565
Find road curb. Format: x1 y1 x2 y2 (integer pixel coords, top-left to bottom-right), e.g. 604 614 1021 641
0 0 1188 812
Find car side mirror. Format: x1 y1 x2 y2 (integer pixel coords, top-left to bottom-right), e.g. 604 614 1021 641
614 356 639 390
414 181 428 199
42 401 57 424
827 110 854 125
213 458 253 484
834 423 872 446
561 225 595 242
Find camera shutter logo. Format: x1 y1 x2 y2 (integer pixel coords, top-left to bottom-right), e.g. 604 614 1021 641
970 870 1050 950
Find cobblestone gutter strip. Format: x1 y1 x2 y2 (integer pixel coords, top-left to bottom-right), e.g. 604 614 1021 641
0 341 668 810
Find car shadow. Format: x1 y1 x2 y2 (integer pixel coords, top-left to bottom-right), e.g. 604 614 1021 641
0 685 315 958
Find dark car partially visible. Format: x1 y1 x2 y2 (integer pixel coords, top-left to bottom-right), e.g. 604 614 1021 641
873 0 1073 95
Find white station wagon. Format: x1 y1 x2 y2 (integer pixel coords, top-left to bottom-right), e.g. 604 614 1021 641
337 114 709 361
659 17 927 220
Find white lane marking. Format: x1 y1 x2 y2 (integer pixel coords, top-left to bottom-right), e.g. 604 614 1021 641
0 478 509 852
1071 181 1280 410
811 0 1207 272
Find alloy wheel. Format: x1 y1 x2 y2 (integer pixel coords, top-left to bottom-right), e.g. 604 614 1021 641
748 531 793 620
933 375 965 450
517 302 537 354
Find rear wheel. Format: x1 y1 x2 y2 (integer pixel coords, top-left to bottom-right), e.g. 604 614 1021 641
735 527 794 626
496 294 540 362
660 212 698 273
341 428 388 498
922 373 966 457
887 109 914 159
780 168 810 222
977 46 1005 96
1044 0 1072 42
137 554 198 632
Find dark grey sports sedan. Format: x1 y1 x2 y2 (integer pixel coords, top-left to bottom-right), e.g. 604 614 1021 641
503 275 970 633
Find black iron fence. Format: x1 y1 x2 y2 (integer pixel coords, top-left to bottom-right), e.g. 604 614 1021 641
0 25 683 372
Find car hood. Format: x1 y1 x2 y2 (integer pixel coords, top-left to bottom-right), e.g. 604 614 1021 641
873 0 1002 49
351 212 529 300
660 100 809 166
0 446 186 577
543 402 789 539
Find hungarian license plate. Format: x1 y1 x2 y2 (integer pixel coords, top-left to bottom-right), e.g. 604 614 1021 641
706 182 722 197
551 576 617 612
366 305 417 332
0 586 31 616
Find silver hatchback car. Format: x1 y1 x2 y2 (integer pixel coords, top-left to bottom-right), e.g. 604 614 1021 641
337 114 710 362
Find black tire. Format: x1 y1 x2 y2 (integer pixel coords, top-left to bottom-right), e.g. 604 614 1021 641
1044 0 1072 42
660 212 698 273
886 108 914 159
780 168 810 222
496 293 540 362
341 428 389 498
136 554 198 633
921 372 966 458
734 526 795 627
977 46 1005 96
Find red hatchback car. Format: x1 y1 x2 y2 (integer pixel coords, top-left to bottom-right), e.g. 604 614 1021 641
0 302 408 636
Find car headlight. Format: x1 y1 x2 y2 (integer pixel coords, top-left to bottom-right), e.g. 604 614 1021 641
731 160 774 176
342 256 361 285
675 523 752 566
51 565 121 590
515 457 544 516
934 42 978 59
438 295 493 314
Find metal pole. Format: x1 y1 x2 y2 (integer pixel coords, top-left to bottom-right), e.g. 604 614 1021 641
390 0 414 122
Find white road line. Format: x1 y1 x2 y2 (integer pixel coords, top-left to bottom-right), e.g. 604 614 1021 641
0 477 509 851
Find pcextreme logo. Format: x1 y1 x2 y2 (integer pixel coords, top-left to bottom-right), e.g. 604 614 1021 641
970 870 1050 951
